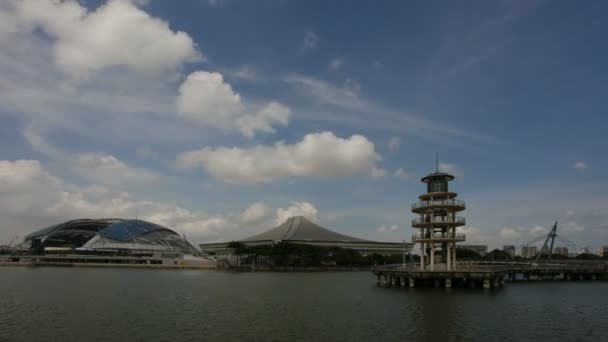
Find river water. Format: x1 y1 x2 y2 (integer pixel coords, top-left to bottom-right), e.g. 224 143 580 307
1 267 606 341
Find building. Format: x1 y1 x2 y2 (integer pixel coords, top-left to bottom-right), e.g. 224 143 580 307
503 245 516 258
411 166 466 271
199 216 412 257
17 218 198 255
521 246 537 258
554 246 569 257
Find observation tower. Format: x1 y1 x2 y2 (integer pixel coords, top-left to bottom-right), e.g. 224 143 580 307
411 160 466 271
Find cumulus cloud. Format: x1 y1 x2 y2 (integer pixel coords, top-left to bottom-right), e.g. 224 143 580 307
499 227 523 241
376 224 399 233
9 0 200 77
177 71 289 138
24 127 160 186
175 131 386 184
0 159 318 242
241 202 271 224
236 101 291 139
275 201 318 225
574 161 588 170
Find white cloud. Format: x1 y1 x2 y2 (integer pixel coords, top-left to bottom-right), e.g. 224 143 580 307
221 65 260 82
282 74 366 110
0 159 316 242
175 131 386 184
329 58 344 70
241 202 271 224
393 168 410 179
302 29 318 49
499 227 523 241
376 224 399 233
69 152 160 186
177 71 244 126
529 225 547 236
388 136 401 152
276 201 318 225
574 161 588 170
236 101 290 139
10 0 200 77
177 71 289 138
24 127 160 186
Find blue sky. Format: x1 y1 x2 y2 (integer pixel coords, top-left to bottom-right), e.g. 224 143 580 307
0 0 606 251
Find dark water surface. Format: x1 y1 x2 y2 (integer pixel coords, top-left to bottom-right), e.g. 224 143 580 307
1 267 607 342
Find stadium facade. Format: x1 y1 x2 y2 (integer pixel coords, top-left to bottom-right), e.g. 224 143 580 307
199 216 413 256
18 218 197 254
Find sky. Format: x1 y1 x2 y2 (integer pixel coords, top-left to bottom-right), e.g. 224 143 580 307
0 0 607 251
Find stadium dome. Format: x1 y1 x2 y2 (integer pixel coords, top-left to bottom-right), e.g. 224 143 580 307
18 219 196 253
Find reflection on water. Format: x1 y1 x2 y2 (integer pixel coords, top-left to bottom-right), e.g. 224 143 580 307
0 267 607 341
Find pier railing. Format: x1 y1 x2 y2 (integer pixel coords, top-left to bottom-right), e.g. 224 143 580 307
372 261 607 273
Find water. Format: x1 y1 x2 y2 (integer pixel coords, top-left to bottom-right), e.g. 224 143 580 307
1 267 607 342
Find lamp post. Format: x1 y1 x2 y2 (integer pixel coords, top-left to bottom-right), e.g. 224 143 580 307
402 240 407 269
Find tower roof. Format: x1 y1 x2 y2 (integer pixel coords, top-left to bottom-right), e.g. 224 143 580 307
420 172 454 183
241 216 371 243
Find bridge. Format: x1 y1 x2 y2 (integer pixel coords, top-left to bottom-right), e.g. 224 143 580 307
372 260 608 289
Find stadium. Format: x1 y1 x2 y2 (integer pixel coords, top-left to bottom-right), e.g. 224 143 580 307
13 219 202 264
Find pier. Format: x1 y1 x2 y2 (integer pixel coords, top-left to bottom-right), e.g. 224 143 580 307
372 261 608 289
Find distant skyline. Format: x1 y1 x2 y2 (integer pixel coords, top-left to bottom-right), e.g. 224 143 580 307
0 0 607 250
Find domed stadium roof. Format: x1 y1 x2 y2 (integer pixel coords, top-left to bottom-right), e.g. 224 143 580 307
19 218 196 253
199 216 413 255
241 216 371 243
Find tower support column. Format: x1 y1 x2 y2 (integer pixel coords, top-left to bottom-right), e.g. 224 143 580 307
420 242 424 270
430 242 435 271
446 242 451 271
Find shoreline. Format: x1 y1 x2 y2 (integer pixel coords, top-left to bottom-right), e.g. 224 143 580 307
0 261 371 272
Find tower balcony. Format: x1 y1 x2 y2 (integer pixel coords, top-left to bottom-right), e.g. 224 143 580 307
411 233 466 243
411 199 465 213
411 216 466 228
418 192 458 200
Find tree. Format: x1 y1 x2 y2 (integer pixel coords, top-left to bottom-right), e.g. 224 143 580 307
486 249 512 261
227 241 246 255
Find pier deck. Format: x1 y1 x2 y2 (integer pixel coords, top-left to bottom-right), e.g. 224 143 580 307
372 262 608 289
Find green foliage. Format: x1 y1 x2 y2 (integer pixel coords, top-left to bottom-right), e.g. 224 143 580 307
226 241 246 255
233 242 405 266
575 253 601 260
455 248 483 260
486 249 512 261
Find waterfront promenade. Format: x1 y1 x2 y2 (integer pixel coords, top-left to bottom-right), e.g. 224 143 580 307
373 261 608 289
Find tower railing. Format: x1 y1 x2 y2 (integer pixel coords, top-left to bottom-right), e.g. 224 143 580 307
412 199 465 210
411 233 466 242
412 216 466 226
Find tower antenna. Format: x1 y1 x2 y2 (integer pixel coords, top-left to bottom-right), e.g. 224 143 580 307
435 152 439 173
